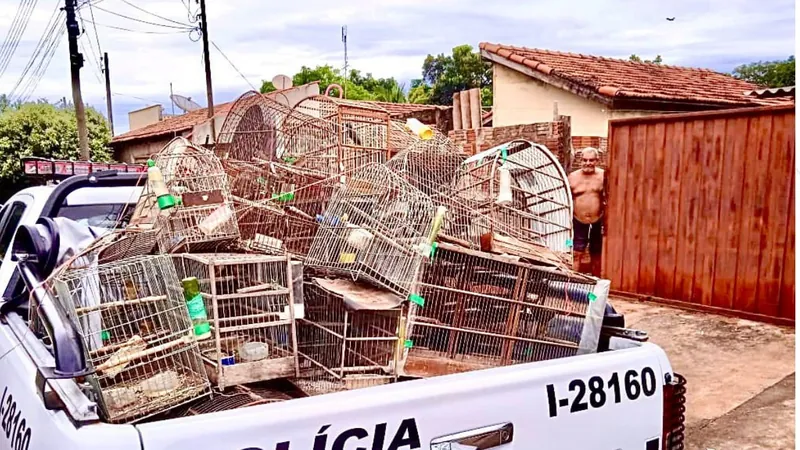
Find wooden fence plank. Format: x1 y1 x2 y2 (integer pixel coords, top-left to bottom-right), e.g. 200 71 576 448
756 111 794 317
695 118 726 306
638 122 665 295
654 121 684 299
711 116 749 310
736 114 775 313
674 119 703 303
621 124 647 291
602 125 629 286
779 163 795 321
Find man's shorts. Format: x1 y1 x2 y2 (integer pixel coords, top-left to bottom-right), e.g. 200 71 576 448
573 217 603 254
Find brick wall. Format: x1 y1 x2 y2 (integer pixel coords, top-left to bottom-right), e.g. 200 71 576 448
571 136 609 168
448 119 572 169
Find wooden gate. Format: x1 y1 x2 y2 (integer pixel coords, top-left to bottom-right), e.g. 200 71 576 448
603 105 795 324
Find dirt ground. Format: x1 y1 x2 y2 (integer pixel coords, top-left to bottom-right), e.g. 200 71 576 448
611 297 795 450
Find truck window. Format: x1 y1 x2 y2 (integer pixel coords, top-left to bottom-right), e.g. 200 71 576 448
0 201 27 264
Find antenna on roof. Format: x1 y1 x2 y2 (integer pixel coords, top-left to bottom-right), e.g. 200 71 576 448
170 94 203 114
342 25 348 99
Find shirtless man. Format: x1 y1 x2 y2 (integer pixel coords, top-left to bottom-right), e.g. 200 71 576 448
568 147 606 275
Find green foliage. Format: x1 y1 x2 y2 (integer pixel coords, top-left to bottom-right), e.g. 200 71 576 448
0 101 112 190
420 44 492 106
407 79 432 104
260 65 407 102
732 56 795 88
629 54 663 64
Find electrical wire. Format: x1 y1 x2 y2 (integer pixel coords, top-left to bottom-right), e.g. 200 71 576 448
91 4 195 30
76 8 104 80
8 2 64 101
117 0 193 27
15 20 67 103
0 0 39 79
181 0 200 24
210 40 257 91
87 0 103 60
81 19 192 35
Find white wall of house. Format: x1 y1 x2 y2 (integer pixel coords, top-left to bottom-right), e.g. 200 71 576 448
491 64 663 137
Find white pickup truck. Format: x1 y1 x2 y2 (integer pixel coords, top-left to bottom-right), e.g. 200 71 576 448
0 170 686 450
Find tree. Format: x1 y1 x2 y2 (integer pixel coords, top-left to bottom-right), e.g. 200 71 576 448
629 54 663 64
0 101 112 196
732 56 795 88
420 44 492 106
407 79 431 104
260 65 406 102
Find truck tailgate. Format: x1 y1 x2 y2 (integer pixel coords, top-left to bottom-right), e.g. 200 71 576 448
135 344 673 450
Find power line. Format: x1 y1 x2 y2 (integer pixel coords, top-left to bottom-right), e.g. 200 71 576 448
210 40 257 91
76 8 103 78
8 3 64 100
0 0 39 79
86 0 103 61
91 4 195 30
81 18 192 35
117 0 193 27
16 20 67 103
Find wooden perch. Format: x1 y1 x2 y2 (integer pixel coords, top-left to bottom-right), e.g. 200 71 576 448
96 334 194 375
76 295 167 315
480 232 564 266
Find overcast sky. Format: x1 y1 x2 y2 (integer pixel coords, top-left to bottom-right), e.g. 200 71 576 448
0 0 795 135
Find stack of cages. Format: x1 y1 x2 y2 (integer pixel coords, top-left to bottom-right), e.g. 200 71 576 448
172 253 302 390
294 278 404 395
45 254 211 423
293 95 392 175
399 242 609 378
226 159 332 257
449 140 574 262
304 162 443 297
150 137 239 253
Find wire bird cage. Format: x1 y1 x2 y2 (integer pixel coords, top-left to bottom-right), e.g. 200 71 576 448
385 125 466 199
449 139 574 257
150 137 239 253
46 255 211 423
304 163 441 297
172 253 300 390
399 242 609 378
292 95 393 174
294 278 402 396
225 159 333 257
215 90 340 169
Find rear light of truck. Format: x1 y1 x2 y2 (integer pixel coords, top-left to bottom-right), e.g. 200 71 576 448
662 372 687 450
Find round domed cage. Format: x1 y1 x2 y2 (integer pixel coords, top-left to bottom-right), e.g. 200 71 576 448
150 137 239 253
448 139 574 257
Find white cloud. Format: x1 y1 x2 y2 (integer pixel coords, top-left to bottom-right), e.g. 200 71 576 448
0 0 793 134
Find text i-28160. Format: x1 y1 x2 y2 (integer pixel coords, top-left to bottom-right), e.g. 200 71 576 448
545 367 658 418
0 386 32 450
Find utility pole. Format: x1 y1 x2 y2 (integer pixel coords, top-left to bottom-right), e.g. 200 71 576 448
103 52 114 137
65 0 89 160
198 0 214 130
342 25 348 99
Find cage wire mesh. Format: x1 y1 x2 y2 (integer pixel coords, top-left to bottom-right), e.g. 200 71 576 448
293 96 392 174
225 158 334 256
172 253 300 390
149 137 239 253
449 139 574 257
400 242 608 378
305 162 441 296
293 278 402 396
44 254 211 423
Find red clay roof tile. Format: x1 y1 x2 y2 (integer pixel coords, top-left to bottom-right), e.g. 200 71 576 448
479 42 778 107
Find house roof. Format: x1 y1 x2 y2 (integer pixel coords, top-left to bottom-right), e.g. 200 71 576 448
479 42 788 108
744 86 795 99
112 90 450 145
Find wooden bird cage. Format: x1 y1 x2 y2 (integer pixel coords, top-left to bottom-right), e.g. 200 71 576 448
304 162 440 296
293 278 402 396
172 253 300 390
150 137 239 253
450 140 574 257
400 242 609 378
293 95 392 175
46 255 211 423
